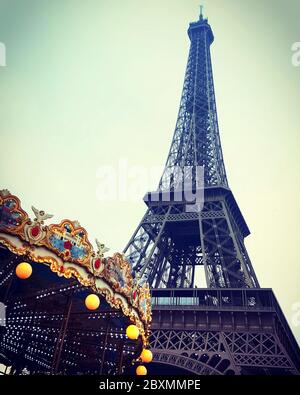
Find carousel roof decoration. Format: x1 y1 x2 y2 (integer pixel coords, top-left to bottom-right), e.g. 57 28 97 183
0 189 152 346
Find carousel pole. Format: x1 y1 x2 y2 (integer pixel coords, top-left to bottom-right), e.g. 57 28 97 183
117 341 124 375
51 288 74 375
99 317 110 374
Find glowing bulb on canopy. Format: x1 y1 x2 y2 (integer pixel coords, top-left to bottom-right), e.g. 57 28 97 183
85 294 100 310
15 262 32 279
136 365 147 375
140 349 153 363
126 324 139 340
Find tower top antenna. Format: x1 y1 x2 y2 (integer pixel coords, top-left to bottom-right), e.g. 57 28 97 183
200 5 204 20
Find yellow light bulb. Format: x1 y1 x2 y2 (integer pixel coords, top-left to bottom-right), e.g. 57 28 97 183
15 262 32 279
136 365 147 375
85 294 100 310
126 324 139 340
140 349 153 363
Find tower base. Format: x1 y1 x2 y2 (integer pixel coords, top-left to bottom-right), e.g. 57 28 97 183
150 288 300 375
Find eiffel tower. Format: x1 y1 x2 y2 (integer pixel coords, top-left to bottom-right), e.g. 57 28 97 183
123 10 300 375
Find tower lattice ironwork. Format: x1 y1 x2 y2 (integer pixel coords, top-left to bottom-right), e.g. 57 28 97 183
124 11 300 375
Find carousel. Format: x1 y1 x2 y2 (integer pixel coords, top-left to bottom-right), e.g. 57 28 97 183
0 189 152 375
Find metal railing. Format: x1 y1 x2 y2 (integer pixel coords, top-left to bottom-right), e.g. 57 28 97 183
151 288 275 311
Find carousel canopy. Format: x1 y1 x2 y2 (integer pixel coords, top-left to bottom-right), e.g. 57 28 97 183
0 189 151 375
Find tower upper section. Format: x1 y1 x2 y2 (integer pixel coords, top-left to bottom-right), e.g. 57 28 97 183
159 12 228 190
188 13 214 44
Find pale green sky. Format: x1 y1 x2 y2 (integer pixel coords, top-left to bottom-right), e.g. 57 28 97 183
0 0 300 342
